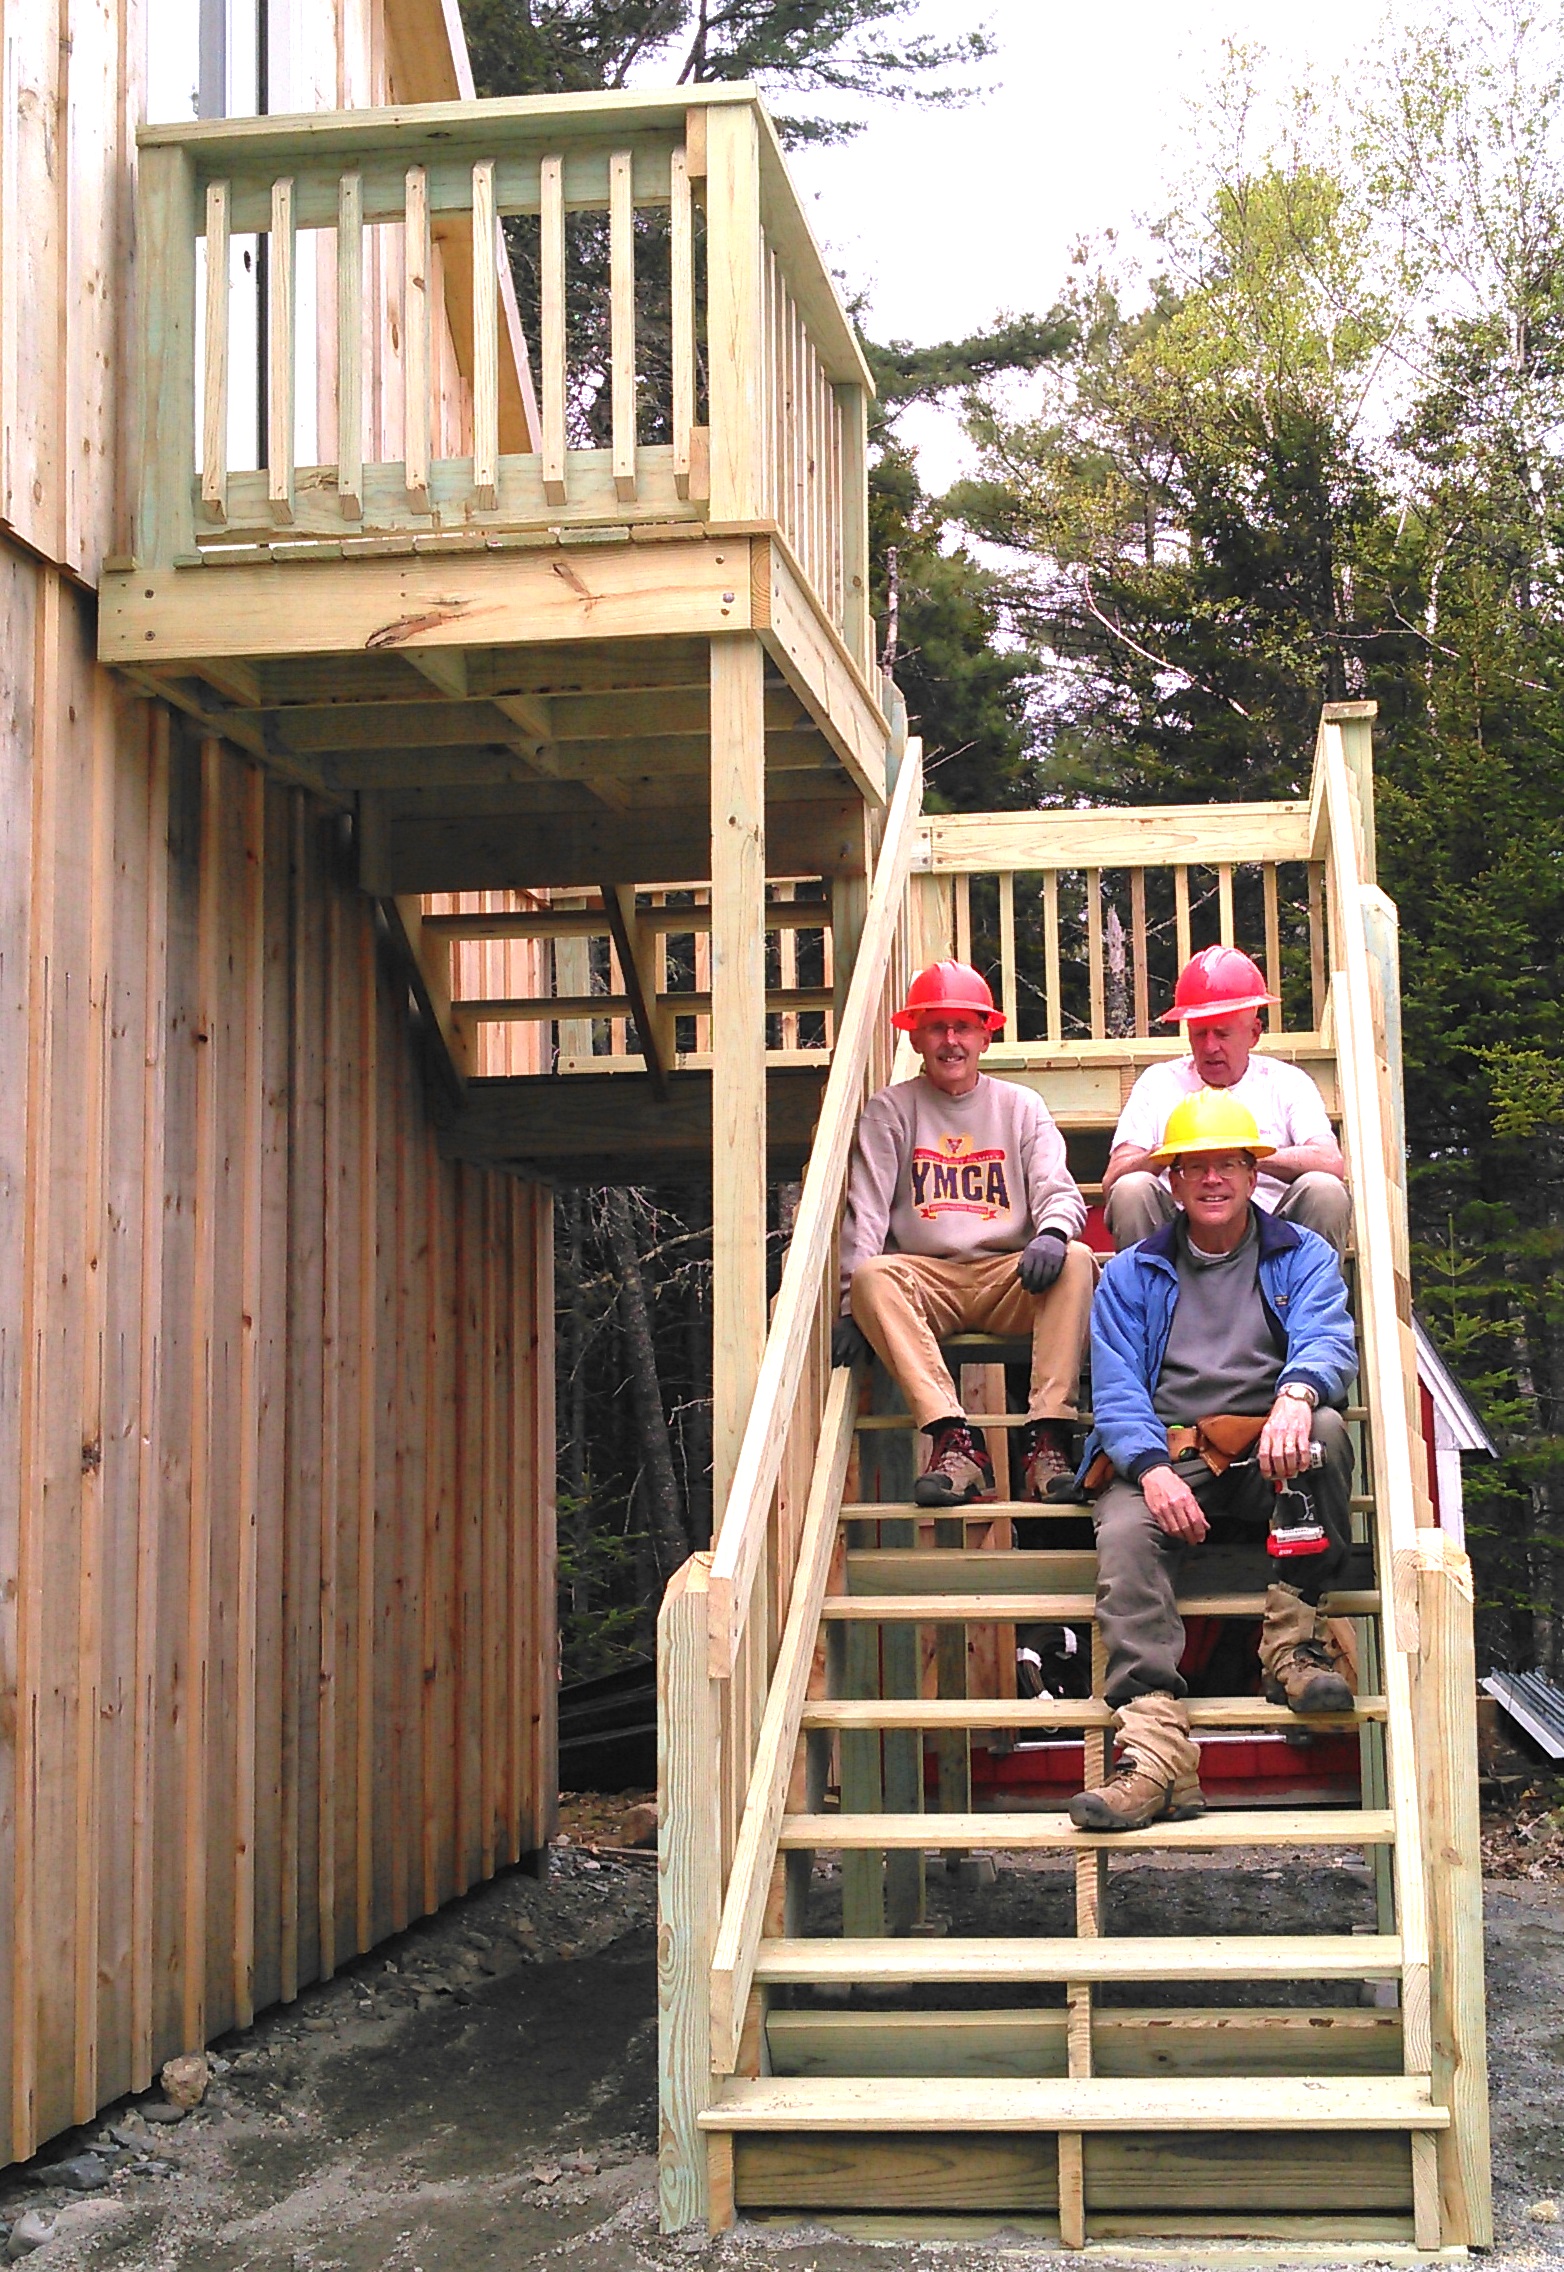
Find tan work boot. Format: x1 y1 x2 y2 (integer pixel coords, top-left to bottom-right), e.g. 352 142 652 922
1017 1419 1074 1500
1069 1692 1204 1831
1260 1582 1356 1714
914 1419 994 1508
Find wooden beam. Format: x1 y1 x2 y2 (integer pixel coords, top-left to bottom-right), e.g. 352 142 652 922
782 1810 1396 1851
451 988 832 1023
708 637 768 1520
365 793 868 893
601 884 672 1098
703 2073 1445 2132
756 536 887 806
435 1064 828 1179
381 896 471 1108
422 899 831 941
99 538 753 665
916 802 1315 874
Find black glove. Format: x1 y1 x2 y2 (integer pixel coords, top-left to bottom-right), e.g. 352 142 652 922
831 1317 871 1369
1017 1228 1068 1294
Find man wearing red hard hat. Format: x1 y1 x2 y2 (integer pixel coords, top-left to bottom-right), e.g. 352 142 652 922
1102 946 1348 1252
833 959 1094 1505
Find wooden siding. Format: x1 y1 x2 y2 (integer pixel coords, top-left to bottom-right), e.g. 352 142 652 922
0 554 556 2162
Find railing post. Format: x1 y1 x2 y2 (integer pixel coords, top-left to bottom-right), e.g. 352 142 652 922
702 102 763 522
135 143 199 566
1323 698 1378 883
658 1554 721 2232
1414 1534 1493 2246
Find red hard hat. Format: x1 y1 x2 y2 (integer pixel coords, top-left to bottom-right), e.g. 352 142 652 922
1159 945 1278 1025
892 959 1005 1034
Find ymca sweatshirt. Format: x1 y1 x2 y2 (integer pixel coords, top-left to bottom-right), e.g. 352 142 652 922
839 1073 1086 1306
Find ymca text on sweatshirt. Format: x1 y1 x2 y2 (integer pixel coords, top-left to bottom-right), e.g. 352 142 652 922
839 1073 1086 1306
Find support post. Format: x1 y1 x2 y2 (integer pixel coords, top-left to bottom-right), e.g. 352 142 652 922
658 1556 722 2231
709 636 768 1522
1415 1534 1493 2246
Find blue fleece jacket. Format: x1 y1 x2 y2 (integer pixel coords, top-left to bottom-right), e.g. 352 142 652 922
1083 1207 1358 1486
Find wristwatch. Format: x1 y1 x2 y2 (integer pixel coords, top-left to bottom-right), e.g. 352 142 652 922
1279 1381 1318 1409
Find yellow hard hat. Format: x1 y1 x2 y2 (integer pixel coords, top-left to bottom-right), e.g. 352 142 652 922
1147 1086 1275 1170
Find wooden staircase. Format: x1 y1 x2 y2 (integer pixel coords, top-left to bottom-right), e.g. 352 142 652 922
657 709 1492 2252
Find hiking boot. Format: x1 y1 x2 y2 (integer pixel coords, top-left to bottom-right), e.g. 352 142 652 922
1259 1582 1356 1714
1069 1692 1204 1831
914 1419 994 1507
1016 1419 1074 1501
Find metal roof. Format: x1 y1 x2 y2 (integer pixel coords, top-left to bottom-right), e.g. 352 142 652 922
1414 1315 1498 1458
1481 1668 1564 1760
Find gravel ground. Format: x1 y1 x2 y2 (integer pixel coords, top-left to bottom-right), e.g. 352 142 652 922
1 1793 1561 2272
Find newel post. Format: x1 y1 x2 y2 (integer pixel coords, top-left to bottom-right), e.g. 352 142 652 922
134 143 199 567
658 1554 722 2230
701 103 763 523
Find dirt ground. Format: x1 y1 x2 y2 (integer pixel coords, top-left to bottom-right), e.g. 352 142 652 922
4 1791 1564 2272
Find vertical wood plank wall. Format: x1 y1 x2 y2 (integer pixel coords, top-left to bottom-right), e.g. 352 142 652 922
0 557 557 2164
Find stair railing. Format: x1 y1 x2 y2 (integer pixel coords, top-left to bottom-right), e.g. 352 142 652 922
1312 715 1435 2049
658 737 921 2228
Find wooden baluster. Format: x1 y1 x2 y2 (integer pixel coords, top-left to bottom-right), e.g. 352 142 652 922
954 874 971 966
1086 867 1105 1039
1130 867 1149 1036
268 177 296 525
1308 861 1327 1028
1174 863 1192 968
471 160 499 511
1217 861 1235 947
609 149 637 502
1043 872 1061 1044
839 382 871 676
671 146 695 500
403 164 431 510
778 885 798 1053
336 173 363 521
998 870 1018 1038
1263 862 1283 1032
540 154 567 505
201 180 230 523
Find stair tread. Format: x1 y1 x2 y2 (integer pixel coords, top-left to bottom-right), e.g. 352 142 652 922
780 1808 1395 1850
820 1591 1382 1621
843 1548 1376 1597
753 1933 1403 1984
699 2074 1447 2132
803 1696 1387 1729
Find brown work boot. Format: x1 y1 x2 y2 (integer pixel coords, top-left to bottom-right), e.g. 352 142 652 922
914 1419 994 1507
1068 1692 1204 1831
1260 1582 1356 1714
1017 1419 1074 1500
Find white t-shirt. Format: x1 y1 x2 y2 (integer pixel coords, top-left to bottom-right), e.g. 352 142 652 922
1111 1055 1335 1212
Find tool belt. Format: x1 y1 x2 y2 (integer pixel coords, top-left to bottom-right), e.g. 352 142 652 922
1084 1413 1267 1497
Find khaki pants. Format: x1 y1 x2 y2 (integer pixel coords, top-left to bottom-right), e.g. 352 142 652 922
1092 1409 1353 1705
849 1244 1096 1430
1104 1169 1351 1254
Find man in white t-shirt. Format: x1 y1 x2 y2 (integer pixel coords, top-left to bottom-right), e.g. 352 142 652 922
1103 947 1349 1252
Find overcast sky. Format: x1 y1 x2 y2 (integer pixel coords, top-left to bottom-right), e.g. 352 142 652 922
783 0 1387 486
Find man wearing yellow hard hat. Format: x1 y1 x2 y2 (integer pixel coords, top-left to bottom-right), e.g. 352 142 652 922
1102 946 1349 1252
1070 1087 1359 1832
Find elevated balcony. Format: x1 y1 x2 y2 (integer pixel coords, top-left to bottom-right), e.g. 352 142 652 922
100 86 887 894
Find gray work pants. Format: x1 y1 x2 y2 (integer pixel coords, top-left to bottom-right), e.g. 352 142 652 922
1092 1408 1354 1706
1105 1170 1351 1254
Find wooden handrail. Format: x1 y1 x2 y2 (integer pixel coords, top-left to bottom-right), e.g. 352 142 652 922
1314 719 1433 2027
708 1368 857 2072
706 741 923 1679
